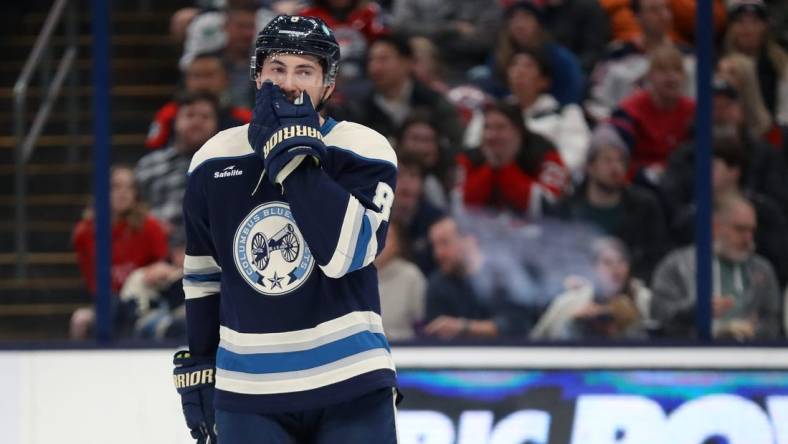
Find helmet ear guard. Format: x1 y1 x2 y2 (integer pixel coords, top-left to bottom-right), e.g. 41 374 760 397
249 54 259 81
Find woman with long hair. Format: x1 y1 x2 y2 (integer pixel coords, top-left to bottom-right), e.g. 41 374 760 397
70 164 169 339
723 0 788 125
456 101 569 218
717 53 782 146
485 1 585 106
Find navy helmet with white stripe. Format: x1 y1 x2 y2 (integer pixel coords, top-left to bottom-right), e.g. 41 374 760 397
250 15 341 85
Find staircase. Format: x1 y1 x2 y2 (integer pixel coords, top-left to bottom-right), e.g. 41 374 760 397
0 0 188 341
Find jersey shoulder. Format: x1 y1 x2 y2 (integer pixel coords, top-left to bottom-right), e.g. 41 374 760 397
324 120 397 168
189 124 254 174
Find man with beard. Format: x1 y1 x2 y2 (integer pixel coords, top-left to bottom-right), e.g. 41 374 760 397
423 217 538 340
660 79 788 287
650 193 782 340
135 91 219 233
546 123 668 282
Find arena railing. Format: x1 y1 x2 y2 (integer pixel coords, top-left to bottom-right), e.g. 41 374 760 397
12 0 79 279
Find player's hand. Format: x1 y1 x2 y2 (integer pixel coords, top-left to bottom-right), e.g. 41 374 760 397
248 80 279 164
248 81 326 185
173 350 217 444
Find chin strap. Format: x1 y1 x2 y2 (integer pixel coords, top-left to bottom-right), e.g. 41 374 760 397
314 84 333 113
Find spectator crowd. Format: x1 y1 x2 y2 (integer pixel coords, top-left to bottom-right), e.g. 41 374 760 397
70 0 788 343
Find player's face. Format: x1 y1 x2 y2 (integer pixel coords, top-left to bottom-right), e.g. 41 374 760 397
257 53 334 110
110 167 137 215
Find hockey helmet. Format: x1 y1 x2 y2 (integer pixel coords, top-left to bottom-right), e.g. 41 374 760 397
250 15 341 84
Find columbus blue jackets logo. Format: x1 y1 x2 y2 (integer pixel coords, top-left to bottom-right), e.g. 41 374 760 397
233 202 314 296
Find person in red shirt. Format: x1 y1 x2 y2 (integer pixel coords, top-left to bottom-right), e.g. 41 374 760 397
70 165 169 339
456 101 569 218
611 43 695 185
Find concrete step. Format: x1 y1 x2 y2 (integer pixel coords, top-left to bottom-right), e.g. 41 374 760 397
0 193 87 215
0 163 92 198
0 276 86 300
1 33 182 60
0 219 75 255
0 253 81 282
0 57 179 87
0 109 156 126
0 133 149 164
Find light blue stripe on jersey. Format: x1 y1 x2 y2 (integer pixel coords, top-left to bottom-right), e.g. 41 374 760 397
320 117 338 136
217 331 389 374
349 214 373 272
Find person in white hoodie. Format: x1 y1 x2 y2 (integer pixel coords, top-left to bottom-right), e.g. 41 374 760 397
506 47 590 179
530 236 652 341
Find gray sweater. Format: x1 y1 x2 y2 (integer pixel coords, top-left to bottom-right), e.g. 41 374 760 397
650 246 782 339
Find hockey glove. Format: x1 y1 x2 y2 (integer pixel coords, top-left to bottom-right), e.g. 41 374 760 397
173 350 217 444
248 81 326 185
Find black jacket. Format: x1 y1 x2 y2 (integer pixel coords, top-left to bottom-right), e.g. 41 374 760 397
546 184 669 282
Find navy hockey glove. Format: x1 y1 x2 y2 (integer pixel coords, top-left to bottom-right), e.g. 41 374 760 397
248 81 326 185
173 350 217 444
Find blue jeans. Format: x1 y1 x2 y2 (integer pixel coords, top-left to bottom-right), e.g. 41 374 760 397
215 388 399 444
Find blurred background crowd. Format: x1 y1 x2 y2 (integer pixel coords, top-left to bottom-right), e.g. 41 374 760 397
5 0 788 344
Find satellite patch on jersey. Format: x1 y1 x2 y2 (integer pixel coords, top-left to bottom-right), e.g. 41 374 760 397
234 202 314 296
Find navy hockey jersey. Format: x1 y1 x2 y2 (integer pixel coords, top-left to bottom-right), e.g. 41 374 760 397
182 118 398 413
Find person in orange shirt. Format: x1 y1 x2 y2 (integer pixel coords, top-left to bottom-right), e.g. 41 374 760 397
600 0 726 44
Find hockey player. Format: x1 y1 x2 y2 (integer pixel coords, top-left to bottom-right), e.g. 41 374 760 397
173 15 399 444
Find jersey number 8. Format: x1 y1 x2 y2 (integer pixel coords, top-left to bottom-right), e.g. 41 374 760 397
372 182 394 222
